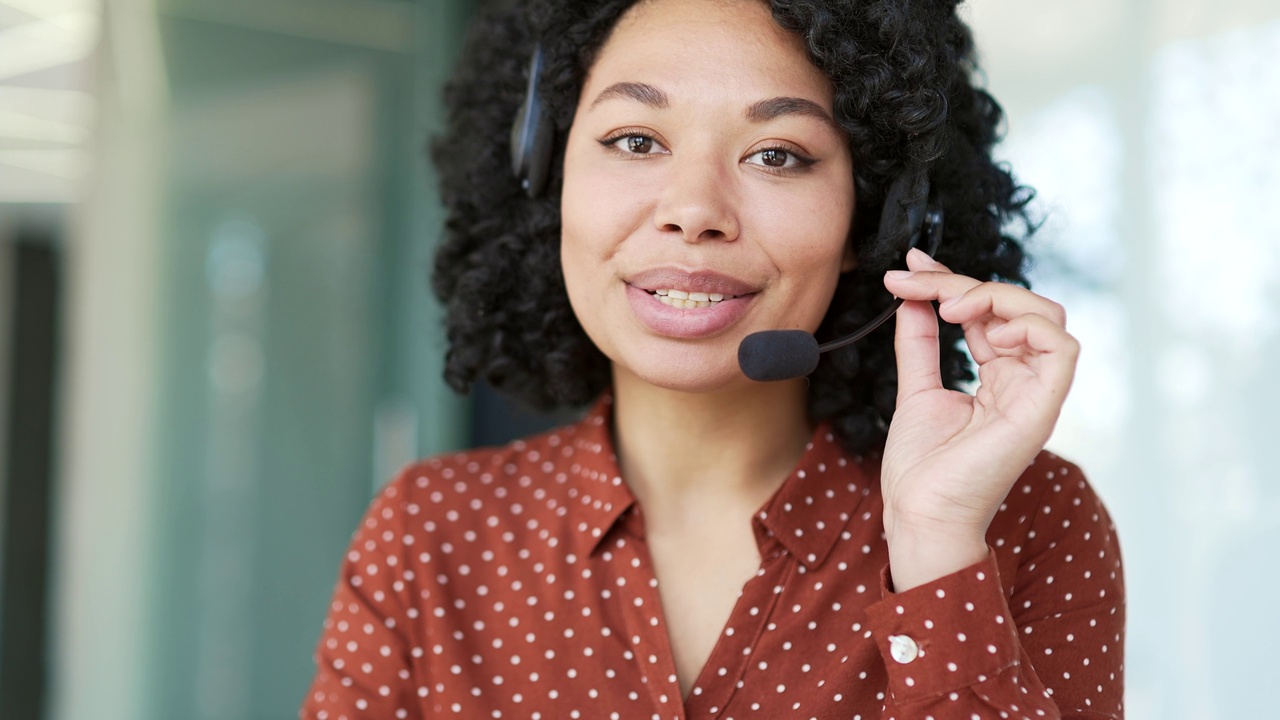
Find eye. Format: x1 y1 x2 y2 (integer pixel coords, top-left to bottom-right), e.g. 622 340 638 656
744 146 815 171
620 135 654 154
601 132 669 156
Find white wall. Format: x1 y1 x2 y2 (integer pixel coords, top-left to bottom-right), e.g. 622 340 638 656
47 1 167 718
968 1 1280 717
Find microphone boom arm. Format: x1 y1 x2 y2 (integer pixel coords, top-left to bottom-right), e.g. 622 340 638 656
817 207 944 353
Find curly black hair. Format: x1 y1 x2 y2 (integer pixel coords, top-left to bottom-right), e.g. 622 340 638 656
431 0 1034 453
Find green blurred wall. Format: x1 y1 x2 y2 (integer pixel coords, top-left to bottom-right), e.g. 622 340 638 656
138 1 472 717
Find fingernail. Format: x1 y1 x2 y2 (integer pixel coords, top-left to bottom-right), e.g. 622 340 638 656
940 295 962 309
909 247 944 267
885 270 913 280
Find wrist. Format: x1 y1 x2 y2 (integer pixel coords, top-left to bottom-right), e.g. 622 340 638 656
883 515 988 592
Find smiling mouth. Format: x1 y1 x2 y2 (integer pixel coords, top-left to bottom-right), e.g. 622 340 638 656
649 288 739 309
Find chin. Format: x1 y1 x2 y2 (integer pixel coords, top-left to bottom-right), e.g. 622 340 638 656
611 347 748 395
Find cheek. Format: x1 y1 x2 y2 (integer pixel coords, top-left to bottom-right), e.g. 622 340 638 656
558 137 637 352
558 213 599 337
559 143 607 293
562 143 653 238
559 229 614 363
559 134 654 291
793 251 846 324
756 185 854 260
751 181 854 325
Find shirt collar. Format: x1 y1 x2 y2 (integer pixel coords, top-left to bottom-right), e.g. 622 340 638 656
562 394 875 569
752 427 877 571
559 394 637 557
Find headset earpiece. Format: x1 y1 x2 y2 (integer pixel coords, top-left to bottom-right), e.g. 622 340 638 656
877 167 941 257
510 44 555 198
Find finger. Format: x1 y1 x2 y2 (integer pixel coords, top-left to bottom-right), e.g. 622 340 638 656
894 299 944 401
885 265 997 363
988 311 1079 356
987 313 1080 390
961 316 1001 365
884 269 982 306
888 253 1068 331
939 282 1067 328
905 247 950 273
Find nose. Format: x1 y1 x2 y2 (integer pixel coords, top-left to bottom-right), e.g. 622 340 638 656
652 153 740 244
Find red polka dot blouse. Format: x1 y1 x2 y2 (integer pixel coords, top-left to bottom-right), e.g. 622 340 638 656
302 396 1124 719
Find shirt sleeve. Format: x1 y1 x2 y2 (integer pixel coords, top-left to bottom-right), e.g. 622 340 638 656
300 470 422 720
865 459 1125 720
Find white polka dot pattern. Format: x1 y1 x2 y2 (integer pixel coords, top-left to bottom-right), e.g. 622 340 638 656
301 396 1124 719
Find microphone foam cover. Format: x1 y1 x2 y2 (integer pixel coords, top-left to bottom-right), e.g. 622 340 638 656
738 330 820 382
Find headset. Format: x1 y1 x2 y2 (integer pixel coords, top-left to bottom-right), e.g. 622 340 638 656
511 45 555 198
509 44 945 381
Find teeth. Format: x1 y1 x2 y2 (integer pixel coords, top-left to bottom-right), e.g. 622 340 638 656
655 293 733 309
649 288 738 309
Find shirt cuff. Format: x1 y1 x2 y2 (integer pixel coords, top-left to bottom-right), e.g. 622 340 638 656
864 549 1019 704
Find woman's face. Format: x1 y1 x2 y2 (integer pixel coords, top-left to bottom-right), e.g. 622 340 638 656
560 0 855 393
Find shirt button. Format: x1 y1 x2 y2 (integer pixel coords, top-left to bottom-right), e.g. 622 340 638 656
888 635 919 664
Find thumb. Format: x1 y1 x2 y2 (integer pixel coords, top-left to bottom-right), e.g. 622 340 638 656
894 298 944 403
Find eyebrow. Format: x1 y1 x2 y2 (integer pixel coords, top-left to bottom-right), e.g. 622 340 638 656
590 82 669 110
746 96 839 132
590 82 839 133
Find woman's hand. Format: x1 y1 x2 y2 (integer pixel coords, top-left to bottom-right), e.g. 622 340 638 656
879 248 1079 591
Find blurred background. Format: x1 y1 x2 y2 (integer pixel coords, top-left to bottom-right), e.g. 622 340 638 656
0 0 1276 718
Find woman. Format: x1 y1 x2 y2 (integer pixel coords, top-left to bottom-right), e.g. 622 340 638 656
302 0 1125 718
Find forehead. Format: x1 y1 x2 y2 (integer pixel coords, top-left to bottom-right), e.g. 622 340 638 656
582 0 834 109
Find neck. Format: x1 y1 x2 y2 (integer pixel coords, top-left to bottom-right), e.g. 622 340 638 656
611 368 813 529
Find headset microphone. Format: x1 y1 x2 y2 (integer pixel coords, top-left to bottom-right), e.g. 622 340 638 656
737 171 944 382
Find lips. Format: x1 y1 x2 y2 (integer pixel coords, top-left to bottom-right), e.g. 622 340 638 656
623 267 759 338
624 267 761 297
